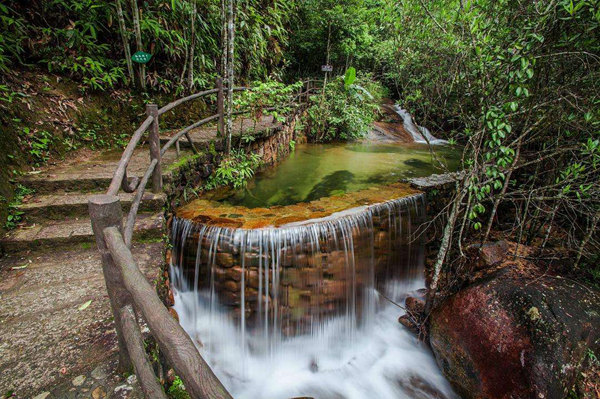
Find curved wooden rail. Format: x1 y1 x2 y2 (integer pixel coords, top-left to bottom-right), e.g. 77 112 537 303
108 115 154 195
89 78 320 398
105 227 234 399
160 114 220 157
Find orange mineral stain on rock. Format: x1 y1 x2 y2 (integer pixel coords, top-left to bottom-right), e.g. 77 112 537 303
176 182 421 229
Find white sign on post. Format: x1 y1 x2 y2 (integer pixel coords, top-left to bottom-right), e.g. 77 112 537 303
321 65 333 72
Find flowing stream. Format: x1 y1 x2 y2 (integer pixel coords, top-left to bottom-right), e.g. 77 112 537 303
170 193 457 399
393 106 448 145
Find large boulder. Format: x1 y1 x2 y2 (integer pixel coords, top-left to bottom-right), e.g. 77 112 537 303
429 245 600 399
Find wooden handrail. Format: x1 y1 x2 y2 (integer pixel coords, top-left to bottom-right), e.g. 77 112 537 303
108 115 154 195
104 227 234 399
157 87 249 116
158 88 220 116
160 114 220 156
120 304 168 399
124 158 157 248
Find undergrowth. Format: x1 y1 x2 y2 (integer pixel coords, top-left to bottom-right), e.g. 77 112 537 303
3 184 34 230
204 149 262 190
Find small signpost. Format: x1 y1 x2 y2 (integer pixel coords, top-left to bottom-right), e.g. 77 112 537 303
132 51 152 64
321 64 333 72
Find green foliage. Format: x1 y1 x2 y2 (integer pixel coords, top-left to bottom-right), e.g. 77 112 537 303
205 150 262 190
4 184 34 230
167 376 190 399
0 0 296 93
287 0 381 77
305 71 384 142
0 3 26 73
234 80 303 125
343 67 356 89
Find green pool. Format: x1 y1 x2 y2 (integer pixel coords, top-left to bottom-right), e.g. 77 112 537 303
217 142 461 208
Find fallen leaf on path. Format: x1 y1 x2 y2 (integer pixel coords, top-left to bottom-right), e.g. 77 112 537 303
78 300 92 311
11 264 28 270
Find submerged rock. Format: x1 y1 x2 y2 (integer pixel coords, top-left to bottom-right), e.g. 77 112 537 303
429 253 600 399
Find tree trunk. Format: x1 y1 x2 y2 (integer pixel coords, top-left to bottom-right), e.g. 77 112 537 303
220 0 227 79
130 0 146 89
225 0 235 153
574 211 599 269
425 181 467 314
187 0 197 91
115 0 134 85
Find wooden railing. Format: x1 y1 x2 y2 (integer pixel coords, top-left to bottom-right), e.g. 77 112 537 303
87 78 319 398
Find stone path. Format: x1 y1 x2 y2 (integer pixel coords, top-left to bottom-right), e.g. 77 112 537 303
0 115 278 398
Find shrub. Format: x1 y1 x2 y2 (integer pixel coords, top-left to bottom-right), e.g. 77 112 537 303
305 69 384 142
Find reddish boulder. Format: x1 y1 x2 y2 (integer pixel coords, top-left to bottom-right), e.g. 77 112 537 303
430 264 600 399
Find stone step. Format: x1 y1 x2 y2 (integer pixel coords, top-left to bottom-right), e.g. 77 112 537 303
17 191 166 223
16 146 189 194
0 213 163 255
18 172 174 195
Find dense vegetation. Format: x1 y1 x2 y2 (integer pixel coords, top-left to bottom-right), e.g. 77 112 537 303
0 0 598 281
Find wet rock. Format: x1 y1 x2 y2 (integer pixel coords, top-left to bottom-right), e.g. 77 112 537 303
405 296 425 315
91 365 109 380
113 384 133 399
92 386 107 399
72 375 86 387
429 261 600 399
398 314 418 334
216 252 234 267
169 307 179 322
466 240 510 270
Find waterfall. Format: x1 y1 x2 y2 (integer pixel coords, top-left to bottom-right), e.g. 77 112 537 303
169 194 457 399
393 105 448 145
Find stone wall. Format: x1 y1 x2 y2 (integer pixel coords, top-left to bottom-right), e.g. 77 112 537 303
169 197 426 336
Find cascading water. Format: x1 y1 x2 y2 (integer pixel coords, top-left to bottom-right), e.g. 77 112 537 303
169 193 457 399
393 106 448 145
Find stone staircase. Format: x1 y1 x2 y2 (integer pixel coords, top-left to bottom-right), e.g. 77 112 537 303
0 146 185 255
0 145 189 397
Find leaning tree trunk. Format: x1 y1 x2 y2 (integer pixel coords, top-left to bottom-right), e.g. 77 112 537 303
115 0 134 85
130 0 146 90
187 0 197 91
225 0 235 153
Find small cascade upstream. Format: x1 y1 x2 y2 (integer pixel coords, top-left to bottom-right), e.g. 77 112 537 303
169 194 457 399
393 106 448 145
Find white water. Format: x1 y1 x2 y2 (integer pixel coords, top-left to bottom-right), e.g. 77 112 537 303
173 284 456 399
394 106 448 145
170 196 457 399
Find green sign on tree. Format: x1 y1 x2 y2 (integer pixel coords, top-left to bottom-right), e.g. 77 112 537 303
132 51 152 64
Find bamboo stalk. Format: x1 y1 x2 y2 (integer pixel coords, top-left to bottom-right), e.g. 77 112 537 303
130 0 145 89
115 0 134 85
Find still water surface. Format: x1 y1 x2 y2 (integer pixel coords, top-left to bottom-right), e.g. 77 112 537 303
220 142 461 208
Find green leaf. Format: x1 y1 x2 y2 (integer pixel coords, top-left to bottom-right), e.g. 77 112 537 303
78 300 92 311
344 67 356 90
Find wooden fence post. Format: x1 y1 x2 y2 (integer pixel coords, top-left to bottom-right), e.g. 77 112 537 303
146 104 162 193
88 194 132 372
216 77 225 138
